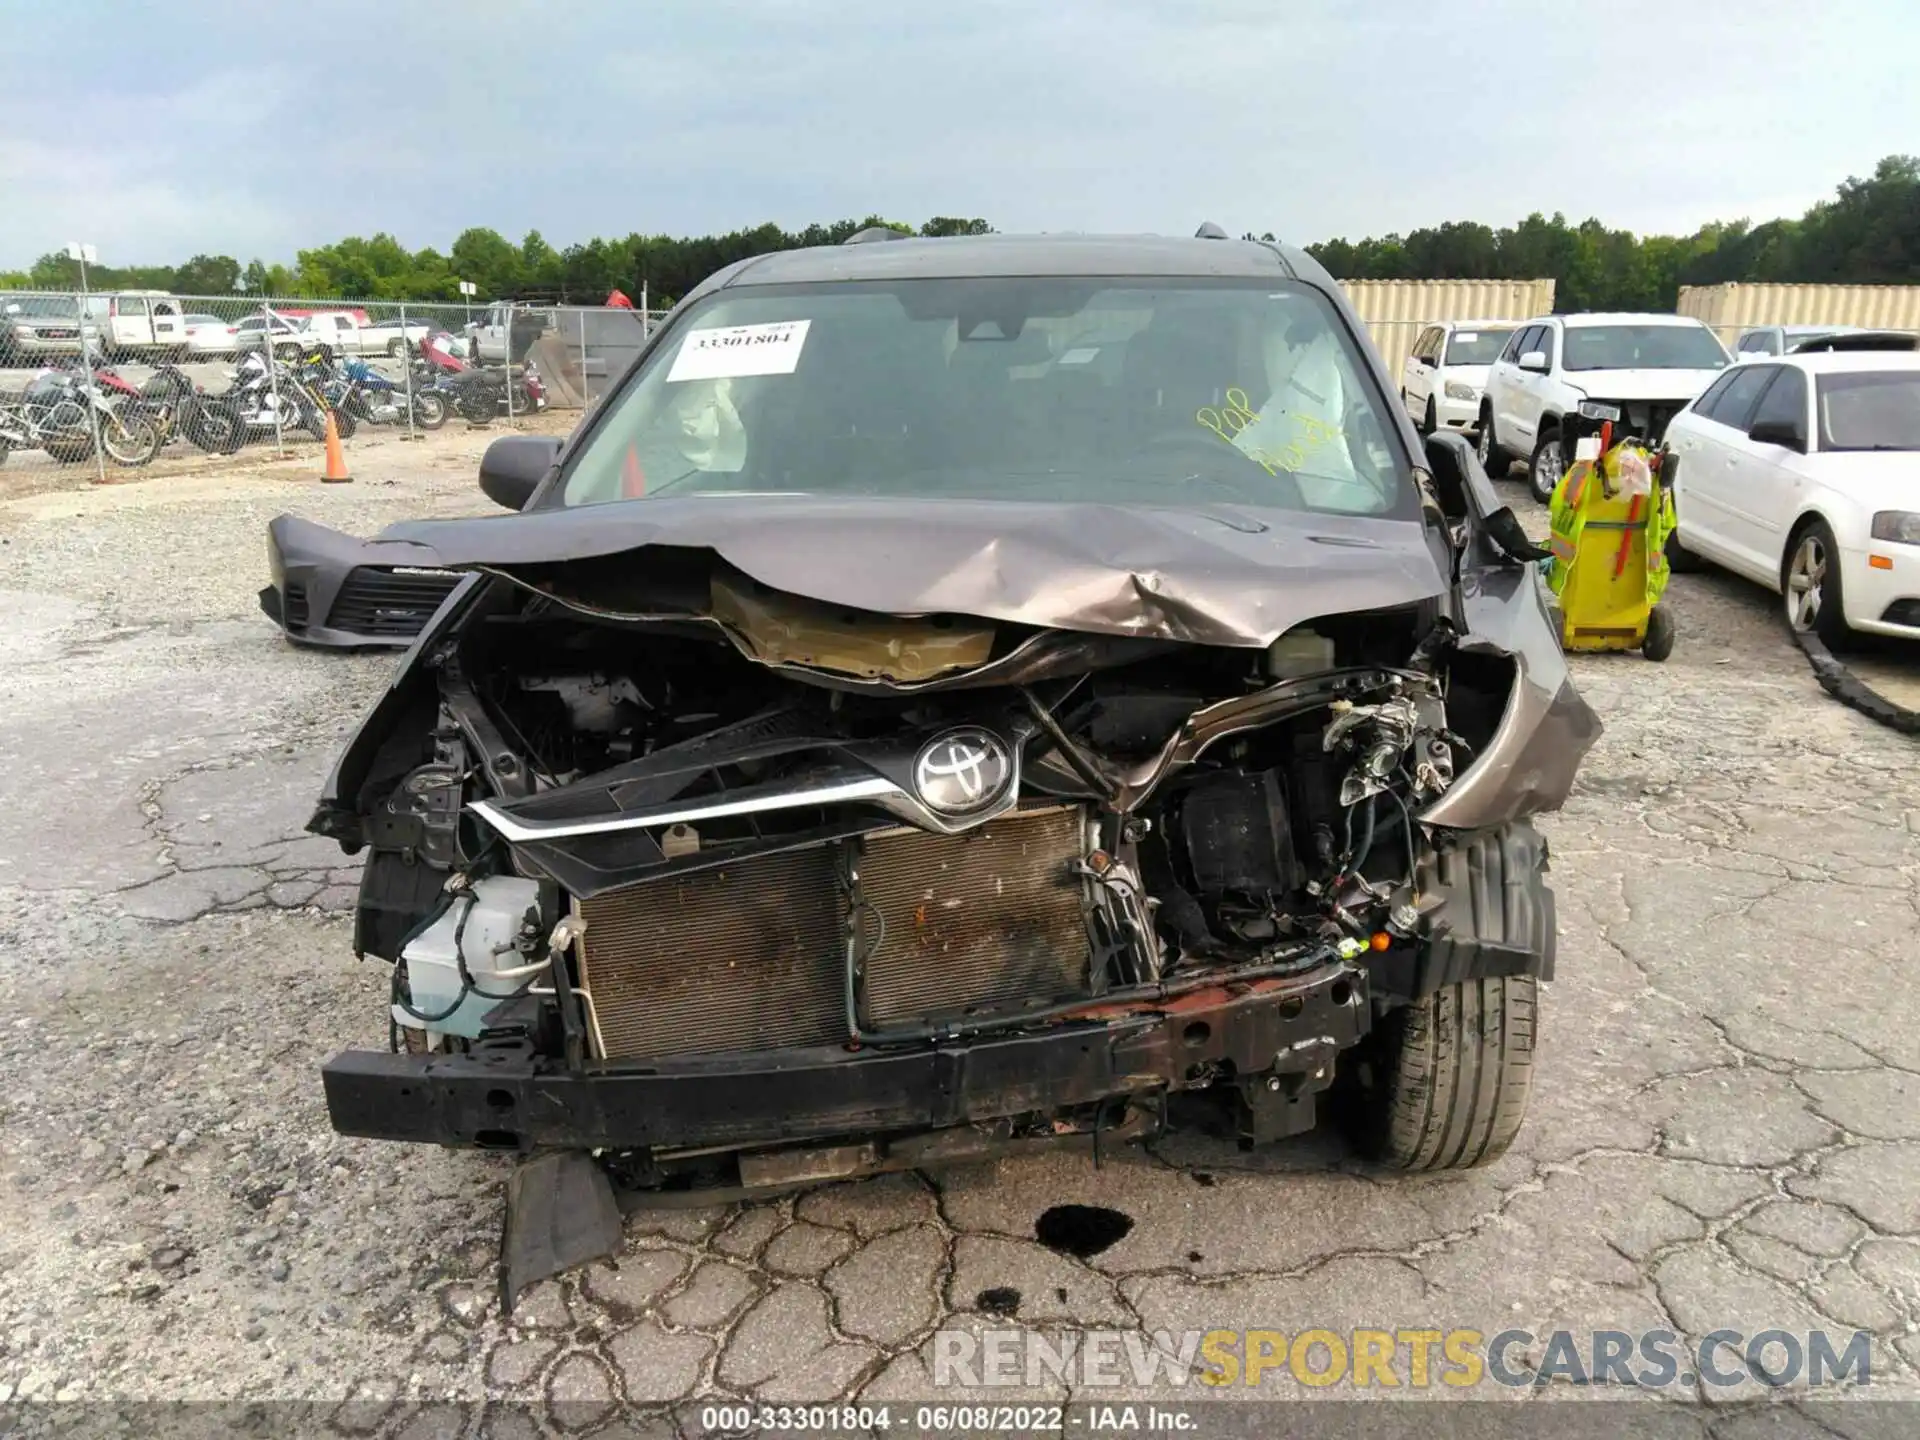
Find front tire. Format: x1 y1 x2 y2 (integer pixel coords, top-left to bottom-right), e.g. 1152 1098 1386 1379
387 338 406 358
1344 822 1548 1170
1783 518 1854 650
1349 976 1538 1171
1421 398 1437 437
411 391 448 430
101 412 161 467
1528 426 1564 505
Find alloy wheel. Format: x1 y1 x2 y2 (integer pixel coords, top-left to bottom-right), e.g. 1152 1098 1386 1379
1531 438 1563 501
1785 532 1827 632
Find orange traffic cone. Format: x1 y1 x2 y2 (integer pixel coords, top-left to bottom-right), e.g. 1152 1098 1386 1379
320 410 352 484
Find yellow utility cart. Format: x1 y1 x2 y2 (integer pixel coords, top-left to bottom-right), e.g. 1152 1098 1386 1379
1543 402 1677 661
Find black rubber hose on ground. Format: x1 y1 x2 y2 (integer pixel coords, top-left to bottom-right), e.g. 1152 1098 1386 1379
1792 629 1920 735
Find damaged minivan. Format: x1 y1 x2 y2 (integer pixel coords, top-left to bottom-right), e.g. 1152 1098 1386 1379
312 231 1598 1301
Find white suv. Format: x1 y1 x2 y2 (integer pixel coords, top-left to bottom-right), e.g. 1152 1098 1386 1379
1477 312 1731 501
1398 320 1516 437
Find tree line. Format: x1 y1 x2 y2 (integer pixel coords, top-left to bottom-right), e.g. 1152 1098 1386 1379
0 217 993 307
1305 155 1920 311
3 156 1914 312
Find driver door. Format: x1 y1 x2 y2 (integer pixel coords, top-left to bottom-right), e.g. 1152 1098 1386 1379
1508 323 1555 451
1731 365 1810 580
1496 326 1542 448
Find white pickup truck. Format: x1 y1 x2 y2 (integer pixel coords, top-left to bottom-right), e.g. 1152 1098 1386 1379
466 302 555 364
296 310 435 357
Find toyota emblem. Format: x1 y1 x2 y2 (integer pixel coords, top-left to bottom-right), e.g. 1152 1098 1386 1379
912 728 1014 816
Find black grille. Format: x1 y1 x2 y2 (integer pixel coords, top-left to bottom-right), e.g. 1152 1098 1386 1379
327 566 459 637
282 581 310 630
1590 400 1687 444
1881 599 1920 627
1644 402 1685 442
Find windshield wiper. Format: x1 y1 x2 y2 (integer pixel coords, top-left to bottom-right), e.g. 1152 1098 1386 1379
637 466 713 498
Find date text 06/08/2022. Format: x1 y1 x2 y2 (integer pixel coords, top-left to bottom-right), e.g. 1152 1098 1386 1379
694 1405 1196 1433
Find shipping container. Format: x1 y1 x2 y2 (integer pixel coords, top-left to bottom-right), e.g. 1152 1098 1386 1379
1677 282 1920 344
1335 279 1557 378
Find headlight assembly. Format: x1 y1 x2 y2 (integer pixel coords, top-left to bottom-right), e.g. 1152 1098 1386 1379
1444 380 1477 401
1870 511 1920 544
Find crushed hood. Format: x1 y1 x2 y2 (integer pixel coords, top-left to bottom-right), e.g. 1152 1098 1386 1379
371 494 1446 648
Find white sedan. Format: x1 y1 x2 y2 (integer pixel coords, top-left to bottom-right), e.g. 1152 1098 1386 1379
182 313 239 356
1663 349 1920 646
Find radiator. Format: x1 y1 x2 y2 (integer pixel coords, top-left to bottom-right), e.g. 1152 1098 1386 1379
573 806 1092 1062
576 846 847 1061
855 805 1092 1029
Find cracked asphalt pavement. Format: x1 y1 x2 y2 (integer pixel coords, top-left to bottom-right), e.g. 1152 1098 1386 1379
2 439 1918 1429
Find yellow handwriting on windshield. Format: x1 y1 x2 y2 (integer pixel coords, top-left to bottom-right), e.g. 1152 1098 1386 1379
1198 386 1344 475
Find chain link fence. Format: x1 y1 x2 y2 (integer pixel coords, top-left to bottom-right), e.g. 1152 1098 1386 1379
0 287 665 483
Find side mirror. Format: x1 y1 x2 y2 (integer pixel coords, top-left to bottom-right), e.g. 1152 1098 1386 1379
1748 417 1807 453
1423 431 1551 566
1518 350 1549 373
478 434 561 511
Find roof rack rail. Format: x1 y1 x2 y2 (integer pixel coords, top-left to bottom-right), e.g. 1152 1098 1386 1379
844 226 910 245
1195 222 1228 240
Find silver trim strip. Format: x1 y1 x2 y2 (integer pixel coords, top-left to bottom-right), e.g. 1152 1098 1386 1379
469 774 904 843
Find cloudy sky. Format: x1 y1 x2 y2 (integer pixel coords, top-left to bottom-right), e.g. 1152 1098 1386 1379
1 0 1913 268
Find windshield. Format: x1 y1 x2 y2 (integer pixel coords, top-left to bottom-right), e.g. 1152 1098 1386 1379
1817 371 1920 451
1563 324 1729 372
557 277 1413 520
1444 328 1512 365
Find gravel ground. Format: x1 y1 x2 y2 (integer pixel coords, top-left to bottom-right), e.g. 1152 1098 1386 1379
1 440 1919 1432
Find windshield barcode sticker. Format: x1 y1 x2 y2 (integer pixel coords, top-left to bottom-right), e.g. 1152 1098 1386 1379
667 320 812 382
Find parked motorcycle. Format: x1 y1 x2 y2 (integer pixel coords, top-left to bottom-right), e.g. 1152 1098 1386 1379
441 361 549 423
0 365 162 467
223 350 327 442
341 358 448 430
131 364 245 455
